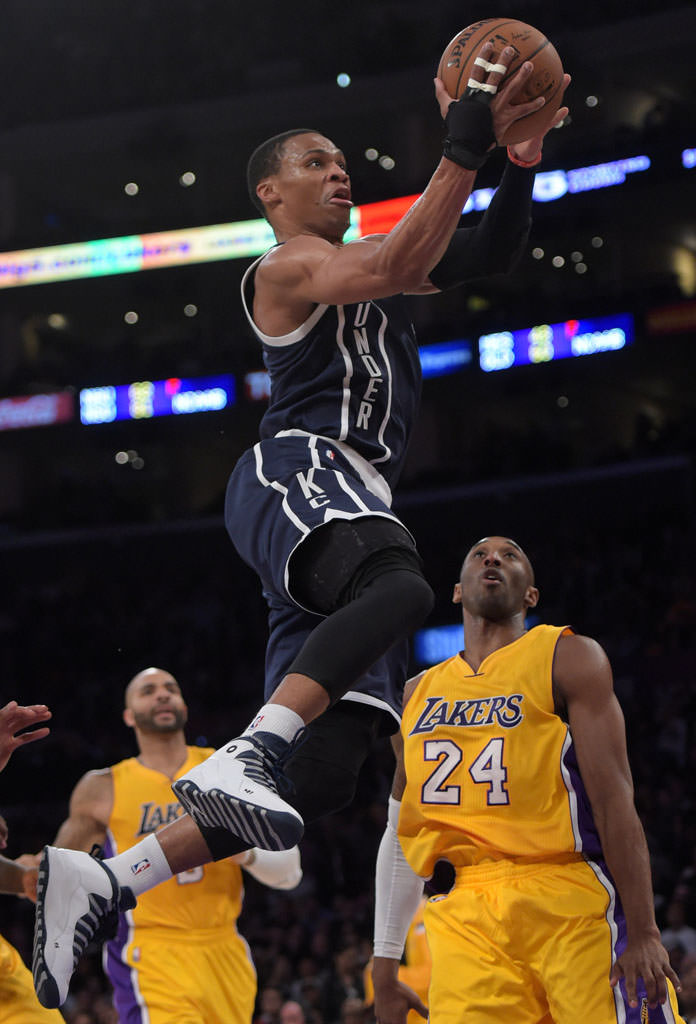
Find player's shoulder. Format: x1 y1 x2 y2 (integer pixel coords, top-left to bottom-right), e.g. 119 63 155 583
553 631 612 690
259 234 334 266
555 630 607 660
403 671 427 709
70 766 113 806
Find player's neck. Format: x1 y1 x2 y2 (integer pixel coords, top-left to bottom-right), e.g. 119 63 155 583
273 215 346 246
136 731 189 778
462 614 527 672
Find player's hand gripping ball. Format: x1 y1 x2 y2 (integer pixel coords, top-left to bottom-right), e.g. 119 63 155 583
438 18 565 144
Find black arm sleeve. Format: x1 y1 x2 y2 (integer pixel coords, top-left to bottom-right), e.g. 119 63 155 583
428 160 536 291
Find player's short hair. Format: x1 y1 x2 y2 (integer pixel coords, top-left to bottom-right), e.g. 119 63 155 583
246 129 320 217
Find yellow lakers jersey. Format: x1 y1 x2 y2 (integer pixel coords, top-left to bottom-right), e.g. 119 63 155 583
399 625 602 877
0 933 64 1021
106 747 243 933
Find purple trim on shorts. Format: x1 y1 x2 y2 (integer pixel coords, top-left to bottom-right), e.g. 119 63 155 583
561 735 603 856
587 860 681 1024
104 914 144 1024
617 977 680 1023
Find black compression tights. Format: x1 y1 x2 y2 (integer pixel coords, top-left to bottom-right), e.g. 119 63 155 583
287 554 434 702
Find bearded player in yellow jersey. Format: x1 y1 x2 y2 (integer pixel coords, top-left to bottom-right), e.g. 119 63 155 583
372 537 683 1024
28 669 301 1024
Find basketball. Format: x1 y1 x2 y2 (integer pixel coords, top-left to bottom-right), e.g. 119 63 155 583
437 19 564 145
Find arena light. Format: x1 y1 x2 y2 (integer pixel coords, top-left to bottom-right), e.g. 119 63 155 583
419 339 472 379
415 614 540 665
0 391 74 431
413 624 463 666
79 374 235 425
479 312 633 373
244 340 474 399
682 148 696 169
244 370 271 402
0 154 657 289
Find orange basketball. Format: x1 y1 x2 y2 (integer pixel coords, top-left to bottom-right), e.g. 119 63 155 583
437 18 564 145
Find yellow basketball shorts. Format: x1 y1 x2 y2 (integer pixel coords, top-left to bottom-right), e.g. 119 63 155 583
0 935 63 1023
104 929 257 1024
424 858 684 1024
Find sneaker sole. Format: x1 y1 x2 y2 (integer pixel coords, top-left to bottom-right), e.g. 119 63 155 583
32 848 61 1009
173 779 303 850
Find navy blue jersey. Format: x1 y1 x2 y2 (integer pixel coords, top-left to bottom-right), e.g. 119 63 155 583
241 254 422 489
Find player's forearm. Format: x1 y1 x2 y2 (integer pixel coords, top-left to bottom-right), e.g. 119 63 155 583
371 159 477 291
53 815 106 852
0 855 27 894
428 161 534 289
595 801 660 937
460 160 534 271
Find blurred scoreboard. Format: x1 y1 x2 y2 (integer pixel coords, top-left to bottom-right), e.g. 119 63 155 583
479 313 633 373
80 374 235 425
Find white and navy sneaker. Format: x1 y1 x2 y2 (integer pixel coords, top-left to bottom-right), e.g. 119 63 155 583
33 845 135 1009
172 731 305 851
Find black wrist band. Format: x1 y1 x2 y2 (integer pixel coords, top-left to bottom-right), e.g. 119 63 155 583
443 97 496 171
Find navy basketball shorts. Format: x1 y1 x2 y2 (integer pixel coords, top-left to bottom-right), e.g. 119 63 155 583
225 434 409 609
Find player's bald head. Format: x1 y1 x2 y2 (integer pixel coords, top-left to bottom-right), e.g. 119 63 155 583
463 536 535 586
124 667 179 708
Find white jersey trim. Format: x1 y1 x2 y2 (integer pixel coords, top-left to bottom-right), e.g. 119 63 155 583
559 728 583 852
341 690 401 724
274 429 393 507
371 302 394 466
240 253 329 347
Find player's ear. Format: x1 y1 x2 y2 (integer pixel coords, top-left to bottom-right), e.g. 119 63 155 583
123 707 134 728
452 582 462 605
524 585 539 609
256 177 280 209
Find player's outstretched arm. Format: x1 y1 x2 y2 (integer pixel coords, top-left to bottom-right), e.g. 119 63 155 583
259 44 545 309
0 701 51 772
554 634 681 1010
419 73 570 294
52 769 112 852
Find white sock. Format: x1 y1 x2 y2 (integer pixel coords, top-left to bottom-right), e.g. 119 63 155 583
106 833 172 897
243 703 305 744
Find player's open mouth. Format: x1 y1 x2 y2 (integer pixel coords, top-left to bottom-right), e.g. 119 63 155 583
328 190 353 207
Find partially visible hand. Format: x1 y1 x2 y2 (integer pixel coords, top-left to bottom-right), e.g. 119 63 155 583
373 958 428 1024
508 73 571 163
434 42 523 124
0 701 51 772
0 814 7 850
610 932 681 1009
374 977 428 1024
16 859 39 903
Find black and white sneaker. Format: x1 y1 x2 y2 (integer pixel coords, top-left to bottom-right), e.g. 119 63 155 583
172 731 305 851
33 845 135 1008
